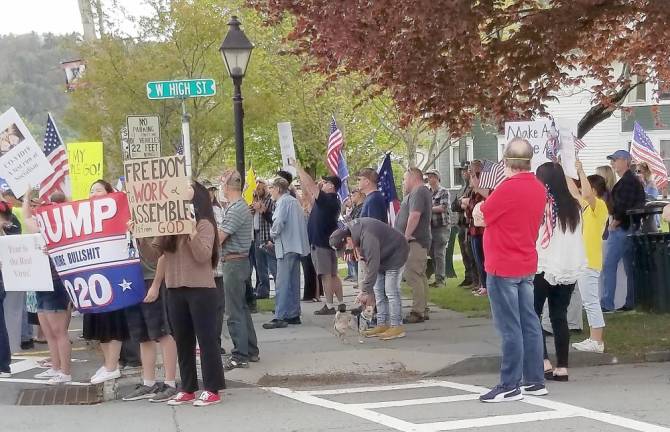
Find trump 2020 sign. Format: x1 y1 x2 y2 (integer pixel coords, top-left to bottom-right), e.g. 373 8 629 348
34 192 145 313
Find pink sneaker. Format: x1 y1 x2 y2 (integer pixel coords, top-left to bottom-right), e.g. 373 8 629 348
166 391 197 406
193 391 221 407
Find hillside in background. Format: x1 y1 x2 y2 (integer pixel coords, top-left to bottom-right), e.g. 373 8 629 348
0 32 80 142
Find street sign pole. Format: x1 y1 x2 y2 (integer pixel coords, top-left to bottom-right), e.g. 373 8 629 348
180 98 192 179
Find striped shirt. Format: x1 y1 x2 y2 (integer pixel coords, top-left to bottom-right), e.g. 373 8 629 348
220 197 253 256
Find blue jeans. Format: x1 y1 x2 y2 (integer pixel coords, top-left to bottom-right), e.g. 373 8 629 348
471 235 487 288
275 253 301 320
373 266 405 327
0 287 10 373
487 274 544 389
347 260 358 280
601 227 634 310
254 240 277 299
223 259 259 361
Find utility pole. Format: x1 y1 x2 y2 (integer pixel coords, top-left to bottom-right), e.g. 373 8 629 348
77 0 97 41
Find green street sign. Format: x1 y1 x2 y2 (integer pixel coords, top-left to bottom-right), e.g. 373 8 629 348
146 79 216 100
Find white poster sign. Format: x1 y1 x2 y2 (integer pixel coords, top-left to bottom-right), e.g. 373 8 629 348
126 115 161 159
556 119 579 179
0 234 54 292
504 120 552 172
277 122 296 176
0 108 54 197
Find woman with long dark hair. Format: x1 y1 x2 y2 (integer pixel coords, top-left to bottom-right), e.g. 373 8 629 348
82 180 131 384
534 162 586 381
147 181 224 407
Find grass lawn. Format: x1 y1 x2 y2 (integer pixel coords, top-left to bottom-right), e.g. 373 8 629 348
256 297 275 313
572 311 670 357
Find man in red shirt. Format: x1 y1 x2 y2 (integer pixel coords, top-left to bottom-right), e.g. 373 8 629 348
475 138 547 403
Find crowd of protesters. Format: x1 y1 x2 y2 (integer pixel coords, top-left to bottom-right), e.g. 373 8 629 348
0 137 668 407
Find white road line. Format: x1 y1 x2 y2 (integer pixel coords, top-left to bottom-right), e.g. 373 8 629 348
423 410 579 431
0 378 89 386
357 394 479 410
267 387 419 432
268 380 670 432
305 380 449 396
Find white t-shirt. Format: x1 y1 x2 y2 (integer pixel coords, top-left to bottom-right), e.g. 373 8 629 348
536 214 587 285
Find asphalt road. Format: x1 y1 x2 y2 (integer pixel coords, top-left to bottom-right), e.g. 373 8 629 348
1 363 669 432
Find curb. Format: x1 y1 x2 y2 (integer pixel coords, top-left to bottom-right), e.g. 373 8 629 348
426 350 670 377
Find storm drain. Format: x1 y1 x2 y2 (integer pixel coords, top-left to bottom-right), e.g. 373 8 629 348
17 385 103 405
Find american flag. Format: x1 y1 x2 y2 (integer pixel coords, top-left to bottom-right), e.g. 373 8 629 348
377 153 400 226
39 113 69 199
479 160 506 190
631 122 668 189
325 117 350 200
540 189 557 249
176 142 184 155
573 134 587 154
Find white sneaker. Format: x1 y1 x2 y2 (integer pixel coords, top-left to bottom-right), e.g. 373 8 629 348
47 373 72 385
0 371 11 378
90 366 106 381
34 368 60 379
572 338 604 353
90 368 120 384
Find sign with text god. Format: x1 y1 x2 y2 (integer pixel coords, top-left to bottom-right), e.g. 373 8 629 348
34 193 145 313
123 155 193 238
127 115 161 159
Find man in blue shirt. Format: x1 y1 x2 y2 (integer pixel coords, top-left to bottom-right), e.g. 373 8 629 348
357 168 388 223
292 159 346 315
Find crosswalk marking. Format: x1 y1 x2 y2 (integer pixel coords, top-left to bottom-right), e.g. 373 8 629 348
266 379 670 432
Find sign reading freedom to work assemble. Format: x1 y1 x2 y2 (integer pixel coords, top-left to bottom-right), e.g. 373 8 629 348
126 115 161 159
34 193 145 313
123 155 193 238
146 79 216 100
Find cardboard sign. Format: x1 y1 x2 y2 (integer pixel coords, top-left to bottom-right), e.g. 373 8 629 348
0 108 55 198
123 155 193 238
126 115 161 159
34 193 145 313
504 120 553 172
277 122 296 176
0 234 54 292
68 142 104 200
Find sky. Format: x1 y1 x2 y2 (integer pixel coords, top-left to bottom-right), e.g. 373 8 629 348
0 0 150 36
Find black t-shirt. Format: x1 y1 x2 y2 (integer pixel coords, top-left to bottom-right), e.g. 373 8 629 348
307 192 341 248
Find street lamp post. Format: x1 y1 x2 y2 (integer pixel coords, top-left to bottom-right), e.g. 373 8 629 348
219 15 254 188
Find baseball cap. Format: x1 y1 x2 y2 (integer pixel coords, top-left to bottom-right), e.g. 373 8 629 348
322 175 342 190
329 227 351 251
607 150 632 161
425 169 441 179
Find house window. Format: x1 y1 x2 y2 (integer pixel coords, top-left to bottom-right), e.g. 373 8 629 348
659 82 670 101
449 139 474 188
635 81 647 102
660 140 670 175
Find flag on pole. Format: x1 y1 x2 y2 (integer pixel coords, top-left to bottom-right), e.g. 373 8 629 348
479 160 506 190
325 117 350 200
631 122 668 189
573 134 587 154
377 153 400 226
243 167 257 204
545 120 560 162
39 113 70 199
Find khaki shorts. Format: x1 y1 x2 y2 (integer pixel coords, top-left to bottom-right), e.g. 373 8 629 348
311 245 338 276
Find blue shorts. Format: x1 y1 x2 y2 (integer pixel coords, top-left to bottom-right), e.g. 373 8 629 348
36 279 70 313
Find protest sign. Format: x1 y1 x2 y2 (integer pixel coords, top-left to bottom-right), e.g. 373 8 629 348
126 115 161 159
0 108 55 197
34 192 145 313
68 142 103 200
0 234 54 292
556 119 579 179
277 122 296 176
504 120 553 172
123 155 193 238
